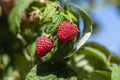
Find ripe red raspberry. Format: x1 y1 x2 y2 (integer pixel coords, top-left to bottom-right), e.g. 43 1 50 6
57 21 78 42
35 36 53 57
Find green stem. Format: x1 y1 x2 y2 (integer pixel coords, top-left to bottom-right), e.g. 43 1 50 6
63 0 67 13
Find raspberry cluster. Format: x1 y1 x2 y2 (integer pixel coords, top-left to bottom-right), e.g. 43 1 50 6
35 21 78 57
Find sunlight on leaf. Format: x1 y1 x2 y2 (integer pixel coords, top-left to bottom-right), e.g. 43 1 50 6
78 46 108 66
84 42 120 63
87 70 111 80
110 63 120 80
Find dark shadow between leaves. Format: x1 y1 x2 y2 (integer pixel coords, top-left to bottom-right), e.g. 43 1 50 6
36 62 77 79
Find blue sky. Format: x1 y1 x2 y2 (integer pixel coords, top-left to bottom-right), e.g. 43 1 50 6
89 5 120 56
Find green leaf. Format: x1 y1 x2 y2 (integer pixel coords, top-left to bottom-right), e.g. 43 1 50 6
45 14 65 34
0 54 10 69
68 54 93 79
41 2 59 23
50 36 77 62
2 54 10 67
67 11 78 23
87 70 111 80
60 9 78 24
84 42 120 63
77 46 108 66
65 4 92 58
25 62 77 80
70 4 93 51
110 64 120 80
9 0 33 34
29 41 36 61
50 41 70 61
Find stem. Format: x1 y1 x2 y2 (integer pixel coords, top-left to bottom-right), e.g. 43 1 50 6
63 0 67 13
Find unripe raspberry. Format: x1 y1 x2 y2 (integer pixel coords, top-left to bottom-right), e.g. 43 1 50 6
35 36 53 57
57 21 78 42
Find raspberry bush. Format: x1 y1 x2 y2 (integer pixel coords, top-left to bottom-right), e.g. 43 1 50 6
0 0 119 80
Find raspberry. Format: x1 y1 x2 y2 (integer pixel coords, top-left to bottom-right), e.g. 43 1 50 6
57 21 78 42
35 36 53 57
